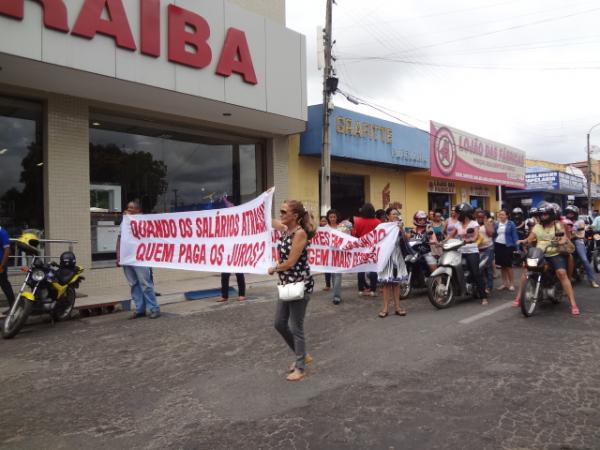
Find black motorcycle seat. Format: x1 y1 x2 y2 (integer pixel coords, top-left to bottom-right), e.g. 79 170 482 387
55 267 76 285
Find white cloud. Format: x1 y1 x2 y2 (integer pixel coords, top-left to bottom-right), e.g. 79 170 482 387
286 0 600 163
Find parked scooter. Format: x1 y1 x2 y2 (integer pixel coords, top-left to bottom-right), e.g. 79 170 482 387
426 232 489 309
2 237 84 339
520 241 564 317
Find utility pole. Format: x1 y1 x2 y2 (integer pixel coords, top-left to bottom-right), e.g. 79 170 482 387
587 132 592 215
587 122 600 215
320 0 334 217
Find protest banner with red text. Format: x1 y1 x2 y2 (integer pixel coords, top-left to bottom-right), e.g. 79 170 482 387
119 190 273 274
272 223 400 274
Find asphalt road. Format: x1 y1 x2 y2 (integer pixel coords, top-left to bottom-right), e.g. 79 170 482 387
1 273 599 450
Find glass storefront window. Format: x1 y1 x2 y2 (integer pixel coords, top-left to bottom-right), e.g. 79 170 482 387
0 96 44 239
89 115 265 265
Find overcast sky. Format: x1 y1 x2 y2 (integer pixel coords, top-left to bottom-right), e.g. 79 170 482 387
286 0 600 164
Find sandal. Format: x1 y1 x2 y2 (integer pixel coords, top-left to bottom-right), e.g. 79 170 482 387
511 299 520 308
286 369 305 381
237 296 247 301
481 299 489 306
496 285 507 291
508 286 515 292
395 308 407 316
378 311 388 318
591 282 600 288
289 354 313 373
571 306 580 316
216 297 228 303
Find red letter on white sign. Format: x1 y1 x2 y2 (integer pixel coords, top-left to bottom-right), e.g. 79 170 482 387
0 0 69 32
167 4 211 69
216 28 257 85
140 0 160 57
72 0 136 51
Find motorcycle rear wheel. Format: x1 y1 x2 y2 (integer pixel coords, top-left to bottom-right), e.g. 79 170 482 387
427 274 454 309
51 286 76 322
400 277 412 299
2 296 33 339
521 277 538 317
594 252 600 273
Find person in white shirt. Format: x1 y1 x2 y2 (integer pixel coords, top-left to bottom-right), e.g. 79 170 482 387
448 203 489 305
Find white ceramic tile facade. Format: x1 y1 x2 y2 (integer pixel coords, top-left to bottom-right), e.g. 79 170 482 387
223 1 266 111
265 20 302 119
173 0 226 102
0 0 306 121
116 0 176 91
0 2 42 60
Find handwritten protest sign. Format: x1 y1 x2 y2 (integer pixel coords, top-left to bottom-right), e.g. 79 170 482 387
119 190 274 274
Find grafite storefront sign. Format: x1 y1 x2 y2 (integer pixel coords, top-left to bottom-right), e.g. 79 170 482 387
0 0 258 84
301 105 429 169
430 121 526 188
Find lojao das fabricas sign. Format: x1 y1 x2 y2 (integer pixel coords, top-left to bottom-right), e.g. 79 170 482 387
0 0 258 84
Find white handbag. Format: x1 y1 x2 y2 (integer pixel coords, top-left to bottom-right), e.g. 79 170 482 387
277 281 305 301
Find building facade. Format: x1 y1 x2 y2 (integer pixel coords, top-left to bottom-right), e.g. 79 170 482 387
294 106 502 222
0 0 305 290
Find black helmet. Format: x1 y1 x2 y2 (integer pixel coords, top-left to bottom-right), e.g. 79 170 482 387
565 205 579 219
529 207 538 217
59 251 76 268
454 202 474 221
538 203 556 224
512 207 524 216
550 202 562 217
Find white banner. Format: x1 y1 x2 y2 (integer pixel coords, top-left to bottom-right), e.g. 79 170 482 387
273 223 400 273
119 190 274 274
302 223 400 273
120 189 400 275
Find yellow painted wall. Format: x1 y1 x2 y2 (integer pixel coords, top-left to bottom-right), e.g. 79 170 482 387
404 172 500 214
287 135 409 218
526 159 566 172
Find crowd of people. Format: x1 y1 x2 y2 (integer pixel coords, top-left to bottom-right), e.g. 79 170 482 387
313 201 600 319
5 196 594 383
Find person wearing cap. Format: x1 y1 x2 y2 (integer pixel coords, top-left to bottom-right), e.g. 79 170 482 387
0 225 15 313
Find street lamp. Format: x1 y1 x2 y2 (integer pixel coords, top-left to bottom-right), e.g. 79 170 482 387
587 122 600 215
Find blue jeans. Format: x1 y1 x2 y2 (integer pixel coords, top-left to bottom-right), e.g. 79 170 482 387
574 239 596 283
479 246 495 290
123 265 160 314
332 273 342 301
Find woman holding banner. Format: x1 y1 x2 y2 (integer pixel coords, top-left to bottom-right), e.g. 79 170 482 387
377 207 409 317
269 200 315 382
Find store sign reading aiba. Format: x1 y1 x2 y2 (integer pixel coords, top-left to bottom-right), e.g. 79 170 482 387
0 0 258 84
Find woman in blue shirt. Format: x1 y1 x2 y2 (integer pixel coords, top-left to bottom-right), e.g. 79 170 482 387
494 209 520 291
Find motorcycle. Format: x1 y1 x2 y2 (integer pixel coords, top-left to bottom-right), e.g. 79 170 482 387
520 241 564 317
2 251 84 339
400 233 436 299
426 233 489 309
588 228 600 273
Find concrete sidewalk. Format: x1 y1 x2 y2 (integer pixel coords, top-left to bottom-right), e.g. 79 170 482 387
74 272 283 310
